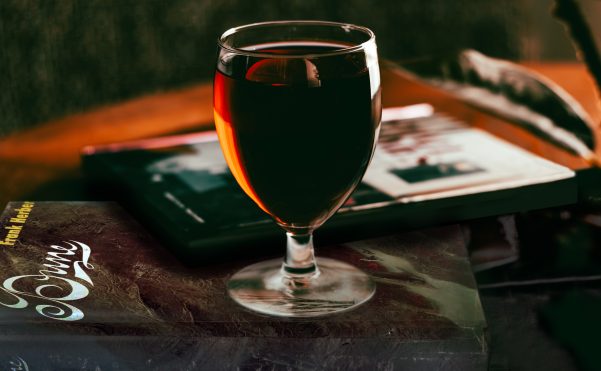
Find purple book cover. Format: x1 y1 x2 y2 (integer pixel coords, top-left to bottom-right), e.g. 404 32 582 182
0 201 487 370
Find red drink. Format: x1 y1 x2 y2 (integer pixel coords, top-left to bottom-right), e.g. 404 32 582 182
214 42 381 229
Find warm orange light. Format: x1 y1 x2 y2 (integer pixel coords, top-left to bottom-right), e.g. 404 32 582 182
213 74 269 214
213 110 270 214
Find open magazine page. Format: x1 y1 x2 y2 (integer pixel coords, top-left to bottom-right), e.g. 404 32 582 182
356 110 574 210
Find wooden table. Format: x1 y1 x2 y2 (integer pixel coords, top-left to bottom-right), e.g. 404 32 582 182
0 62 599 208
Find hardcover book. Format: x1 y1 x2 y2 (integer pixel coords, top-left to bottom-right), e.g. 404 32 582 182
82 106 576 261
0 201 487 370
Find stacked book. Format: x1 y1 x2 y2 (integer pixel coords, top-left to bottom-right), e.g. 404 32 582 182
0 201 488 370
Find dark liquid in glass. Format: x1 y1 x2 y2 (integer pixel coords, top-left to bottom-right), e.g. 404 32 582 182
214 42 381 228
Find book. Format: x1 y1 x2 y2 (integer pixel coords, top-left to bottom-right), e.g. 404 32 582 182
82 106 576 262
0 201 488 370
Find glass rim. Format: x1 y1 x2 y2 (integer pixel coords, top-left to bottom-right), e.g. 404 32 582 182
217 20 376 59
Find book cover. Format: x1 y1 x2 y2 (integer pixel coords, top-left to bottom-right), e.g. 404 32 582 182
81 106 576 261
0 201 487 370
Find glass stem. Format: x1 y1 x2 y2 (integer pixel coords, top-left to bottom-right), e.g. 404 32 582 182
282 232 318 277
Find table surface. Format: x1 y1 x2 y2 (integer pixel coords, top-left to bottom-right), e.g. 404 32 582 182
1 61 600 370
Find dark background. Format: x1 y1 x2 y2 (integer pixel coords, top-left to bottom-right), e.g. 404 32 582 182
0 0 576 137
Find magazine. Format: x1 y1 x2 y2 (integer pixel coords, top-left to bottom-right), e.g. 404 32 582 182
82 105 576 259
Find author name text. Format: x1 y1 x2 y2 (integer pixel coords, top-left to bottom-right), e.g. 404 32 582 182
0 202 34 246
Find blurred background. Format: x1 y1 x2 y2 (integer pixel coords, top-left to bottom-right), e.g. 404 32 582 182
0 0 578 137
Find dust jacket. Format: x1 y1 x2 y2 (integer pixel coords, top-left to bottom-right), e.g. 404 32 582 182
0 201 487 370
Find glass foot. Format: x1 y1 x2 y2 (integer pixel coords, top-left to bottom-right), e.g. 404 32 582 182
227 257 375 317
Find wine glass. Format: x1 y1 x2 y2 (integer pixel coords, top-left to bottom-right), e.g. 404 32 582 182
213 20 381 317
